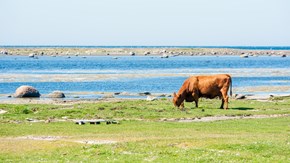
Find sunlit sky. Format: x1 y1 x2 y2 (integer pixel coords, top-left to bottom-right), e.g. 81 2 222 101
1 0 290 46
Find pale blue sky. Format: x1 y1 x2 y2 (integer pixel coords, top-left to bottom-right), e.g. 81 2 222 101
1 0 290 46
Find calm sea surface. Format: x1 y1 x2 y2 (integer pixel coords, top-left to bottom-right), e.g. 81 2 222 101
1 55 290 97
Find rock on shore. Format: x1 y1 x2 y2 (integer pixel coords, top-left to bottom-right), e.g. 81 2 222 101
48 91 65 98
14 85 40 98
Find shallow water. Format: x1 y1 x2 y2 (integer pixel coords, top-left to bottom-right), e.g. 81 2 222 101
1 55 290 97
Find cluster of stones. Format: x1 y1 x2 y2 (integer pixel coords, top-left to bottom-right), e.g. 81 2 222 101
13 85 65 98
11 86 171 100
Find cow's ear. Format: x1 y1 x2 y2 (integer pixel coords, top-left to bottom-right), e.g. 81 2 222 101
173 92 177 97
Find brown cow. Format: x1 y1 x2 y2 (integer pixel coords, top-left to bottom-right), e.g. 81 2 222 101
173 74 232 110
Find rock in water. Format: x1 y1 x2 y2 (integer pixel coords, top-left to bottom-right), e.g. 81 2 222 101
28 53 35 58
235 94 246 99
48 91 65 98
14 85 40 98
146 95 157 101
139 92 151 96
240 54 249 58
161 54 169 58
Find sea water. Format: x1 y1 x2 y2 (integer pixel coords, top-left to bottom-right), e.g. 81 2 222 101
1 55 290 97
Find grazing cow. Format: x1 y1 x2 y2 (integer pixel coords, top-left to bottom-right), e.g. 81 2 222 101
173 74 232 110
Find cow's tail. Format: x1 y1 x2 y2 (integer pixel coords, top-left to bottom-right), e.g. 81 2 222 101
229 76 232 97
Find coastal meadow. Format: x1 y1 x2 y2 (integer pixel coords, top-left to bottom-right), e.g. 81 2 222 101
0 97 289 162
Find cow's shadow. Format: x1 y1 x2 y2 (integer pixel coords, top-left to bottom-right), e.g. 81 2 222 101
230 107 254 110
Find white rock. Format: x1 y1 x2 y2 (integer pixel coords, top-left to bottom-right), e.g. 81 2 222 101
146 95 157 101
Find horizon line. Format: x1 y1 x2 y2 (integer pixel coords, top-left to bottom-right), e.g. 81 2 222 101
1 45 290 47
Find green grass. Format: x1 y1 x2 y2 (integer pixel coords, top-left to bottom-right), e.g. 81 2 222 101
0 97 290 122
0 97 289 162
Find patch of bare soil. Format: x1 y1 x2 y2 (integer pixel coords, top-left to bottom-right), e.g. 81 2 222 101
0 109 7 114
0 98 130 105
8 136 118 145
160 114 289 122
17 136 64 141
74 140 117 145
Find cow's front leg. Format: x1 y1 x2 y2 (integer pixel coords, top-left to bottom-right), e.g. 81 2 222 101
194 95 199 108
220 99 224 109
179 102 185 110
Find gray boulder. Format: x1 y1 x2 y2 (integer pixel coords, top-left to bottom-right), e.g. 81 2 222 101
14 85 40 98
234 94 246 99
114 92 121 95
144 51 150 55
48 91 65 98
139 92 151 96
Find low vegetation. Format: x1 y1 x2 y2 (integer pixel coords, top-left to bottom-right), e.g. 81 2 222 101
0 97 289 162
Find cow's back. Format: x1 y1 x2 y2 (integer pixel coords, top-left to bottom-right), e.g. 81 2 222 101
196 74 231 98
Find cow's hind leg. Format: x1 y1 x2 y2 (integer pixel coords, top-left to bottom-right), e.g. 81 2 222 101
221 89 229 110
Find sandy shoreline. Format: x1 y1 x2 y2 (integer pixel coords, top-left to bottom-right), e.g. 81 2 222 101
1 47 289 57
1 92 289 105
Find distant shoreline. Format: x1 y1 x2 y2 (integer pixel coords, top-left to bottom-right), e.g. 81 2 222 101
1 47 289 56
1 46 290 50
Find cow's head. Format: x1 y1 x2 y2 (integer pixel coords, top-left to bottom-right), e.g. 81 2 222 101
173 92 184 108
